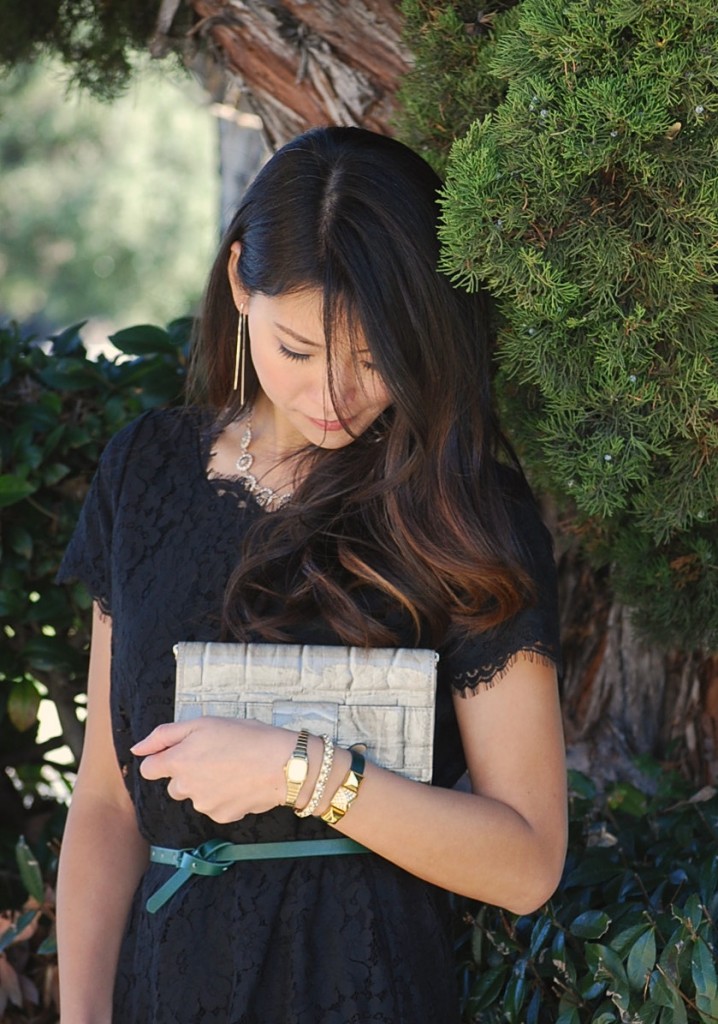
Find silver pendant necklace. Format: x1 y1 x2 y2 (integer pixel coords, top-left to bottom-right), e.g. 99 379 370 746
235 415 293 510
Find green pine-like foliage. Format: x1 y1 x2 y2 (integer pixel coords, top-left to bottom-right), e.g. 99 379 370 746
408 0 718 649
397 1 521 173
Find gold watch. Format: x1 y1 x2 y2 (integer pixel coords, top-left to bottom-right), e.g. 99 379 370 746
283 729 310 807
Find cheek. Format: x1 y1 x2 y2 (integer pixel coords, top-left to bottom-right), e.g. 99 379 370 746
251 345 290 393
369 377 392 409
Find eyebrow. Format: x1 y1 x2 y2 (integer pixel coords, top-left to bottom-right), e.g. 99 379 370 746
274 321 371 355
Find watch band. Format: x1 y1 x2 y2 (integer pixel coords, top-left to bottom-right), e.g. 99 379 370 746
320 747 366 826
283 729 310 807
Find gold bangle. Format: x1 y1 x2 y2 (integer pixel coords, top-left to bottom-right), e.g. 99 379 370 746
320 747 365 826
294 735 334 818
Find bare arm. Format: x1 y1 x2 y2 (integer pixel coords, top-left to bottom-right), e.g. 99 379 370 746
333 656 567 913
134 654 567 915
57 604 149 1024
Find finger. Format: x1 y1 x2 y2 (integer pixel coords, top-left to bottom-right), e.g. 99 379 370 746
130 721 194 756
166 777 188 803
138 751 174 782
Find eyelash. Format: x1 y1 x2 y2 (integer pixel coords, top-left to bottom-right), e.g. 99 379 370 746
278 344 309 362
277 343 378 373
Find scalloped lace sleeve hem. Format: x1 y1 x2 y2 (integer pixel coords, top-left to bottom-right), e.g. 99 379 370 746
450 642 560 697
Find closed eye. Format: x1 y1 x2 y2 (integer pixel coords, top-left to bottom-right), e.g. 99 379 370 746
278 344 311 362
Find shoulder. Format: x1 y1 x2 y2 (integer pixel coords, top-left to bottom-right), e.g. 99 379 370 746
100 406 204 469
91 406 208 506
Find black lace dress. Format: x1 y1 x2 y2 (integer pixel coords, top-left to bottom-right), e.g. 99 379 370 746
58 407 561 1024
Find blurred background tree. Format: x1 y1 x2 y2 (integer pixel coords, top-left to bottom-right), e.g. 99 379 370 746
0 56 218 337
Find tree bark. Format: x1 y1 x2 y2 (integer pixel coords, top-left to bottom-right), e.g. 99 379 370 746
184 0 410 147
558 545 717 788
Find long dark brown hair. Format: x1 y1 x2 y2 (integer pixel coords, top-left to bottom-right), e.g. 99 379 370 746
188 126 534 647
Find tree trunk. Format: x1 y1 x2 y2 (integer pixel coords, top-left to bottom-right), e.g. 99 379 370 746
557 545 717 789
184 0 410 147
160 2 716 789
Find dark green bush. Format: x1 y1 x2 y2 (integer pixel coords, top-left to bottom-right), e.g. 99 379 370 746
0 319 190 853
456 770 718 1024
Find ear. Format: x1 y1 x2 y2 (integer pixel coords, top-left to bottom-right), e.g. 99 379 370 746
227 241 250 311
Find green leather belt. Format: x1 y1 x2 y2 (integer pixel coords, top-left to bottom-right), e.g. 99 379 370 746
147 837 370 914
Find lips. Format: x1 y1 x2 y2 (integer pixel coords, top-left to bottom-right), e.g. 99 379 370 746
308 416 352 432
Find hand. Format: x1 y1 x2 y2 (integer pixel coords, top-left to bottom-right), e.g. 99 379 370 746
131 717 297 823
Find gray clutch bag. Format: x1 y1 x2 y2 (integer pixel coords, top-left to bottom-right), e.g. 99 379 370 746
173 642 439 783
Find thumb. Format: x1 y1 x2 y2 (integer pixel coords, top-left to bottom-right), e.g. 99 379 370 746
130 721 194 757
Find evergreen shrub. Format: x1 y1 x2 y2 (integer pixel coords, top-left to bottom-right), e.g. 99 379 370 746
409 0 718 649
397 0 520 173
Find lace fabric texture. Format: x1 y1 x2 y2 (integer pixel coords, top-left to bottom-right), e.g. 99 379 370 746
57 407 561 1024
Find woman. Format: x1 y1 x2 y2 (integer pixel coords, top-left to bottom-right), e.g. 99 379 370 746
56 126 567 1024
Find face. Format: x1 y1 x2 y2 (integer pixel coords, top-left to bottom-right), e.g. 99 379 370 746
228 249 391 450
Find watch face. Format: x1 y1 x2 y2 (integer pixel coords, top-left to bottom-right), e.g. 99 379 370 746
287 760 308 784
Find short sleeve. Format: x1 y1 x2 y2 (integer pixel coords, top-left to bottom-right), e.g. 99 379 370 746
440 488 562 696
55 416 146 616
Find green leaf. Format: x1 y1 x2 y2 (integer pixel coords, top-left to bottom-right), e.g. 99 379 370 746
0 474 37 507
166 316 194 347
16 836 44 902
568 770 597 800
666 990 688 1024
525 986 541 1024
0 586 24 616
570 910 611 939
109 324 178 355
7 678 41 732
6 525 33 559
697 855 718 906
0 356 12 387
578 973 606 1000
469 965 507 1011
696 989 718 1024
649 970 674 1008
679 892 704 930
50 321 87 356
692 936 718 1000
590 1011 618 1024
529 914 553 956
610 923 654 957
37 358 107 391
42 461 71 486
503 962 527 1022
555 1009 581 1024
635 1002 661 1024
564 858 621 887
0 909 38 953
607 782 648 816
23 635 85 673
627 929 657 991
585 945 630 1012
37 927 57 956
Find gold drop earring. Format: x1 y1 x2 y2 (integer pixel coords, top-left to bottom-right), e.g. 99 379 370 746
232 303 248 405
